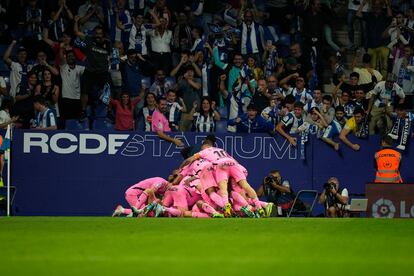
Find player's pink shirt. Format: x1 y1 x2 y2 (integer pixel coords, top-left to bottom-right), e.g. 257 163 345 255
152 109 171 132
197 147 236 165
180 158 213 177
133 177 168 193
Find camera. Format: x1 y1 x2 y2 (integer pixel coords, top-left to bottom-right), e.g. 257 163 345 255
264 175 278 186
323 182 335 192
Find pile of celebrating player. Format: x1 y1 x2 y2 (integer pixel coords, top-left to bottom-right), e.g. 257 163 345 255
112 135 274 218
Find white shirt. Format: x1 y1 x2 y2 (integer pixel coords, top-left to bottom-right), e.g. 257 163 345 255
9 62 33 97
60 64 85 100
372 81 405 107
0 110 11 125
348 0 369 12
129 24 150 55
149 29 172 53
241 22 259 55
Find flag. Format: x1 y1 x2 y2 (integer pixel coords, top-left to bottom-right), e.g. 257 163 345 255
1 125 11 161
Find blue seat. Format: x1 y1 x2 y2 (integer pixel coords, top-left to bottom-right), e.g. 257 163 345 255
92 118 114 130
94 103 108 118
65 119 89 130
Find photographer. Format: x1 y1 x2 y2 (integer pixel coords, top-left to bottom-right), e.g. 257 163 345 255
319 177 349 217
256 170 295 216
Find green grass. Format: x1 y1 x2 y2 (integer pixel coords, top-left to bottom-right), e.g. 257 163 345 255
1 217 414 275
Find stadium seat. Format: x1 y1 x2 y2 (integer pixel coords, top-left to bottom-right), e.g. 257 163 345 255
92 118 114 130
287 190 318 217
94 103 108 118
65 119 89 130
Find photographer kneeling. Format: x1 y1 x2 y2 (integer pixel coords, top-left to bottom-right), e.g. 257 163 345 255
257 170 295 216
319 177 349 217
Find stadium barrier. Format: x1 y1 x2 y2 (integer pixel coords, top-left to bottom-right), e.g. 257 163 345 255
9 130 414 216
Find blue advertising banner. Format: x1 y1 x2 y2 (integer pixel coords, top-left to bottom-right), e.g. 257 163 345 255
9 130 414 216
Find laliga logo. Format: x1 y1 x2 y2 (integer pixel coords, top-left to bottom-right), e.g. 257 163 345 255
372 198 396 218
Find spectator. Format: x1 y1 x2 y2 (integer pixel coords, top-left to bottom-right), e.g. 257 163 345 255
261 95 281 128
0 76 6 101
42 30 86 69
31 95 57 130
120 49 142 99
332 89 356 119
347 0 368 50
339 107 366 151
166 90 187 131
110 91 142 131
191 96 220 132
59 49 84 122
34 68 60 118
77 0 105 34
3 41 32 98
112 0 133 48
357 0 392 78
283 76 313 106
228 103 272 133
392 45 414 108
333 72 374 98
172 11 193 61
74 16 110 121
256 170 295 216
149 69 174 98
149 17 173 75
384 11 410 51
367 75 405 134
353 87 369 111
138 92 157 132
322 106 347 151
388 103 414 151
279 58 305 89
266 74 283 96
129 9 160 59
238 9 263 65
318 177 349 217
0 98 18 129
374 135 403 183
170 50 201 78
46 0 74 42
23 0 43 42
304 87 323 113
251 79 270 113
152 97 184 147
276 101 306 146
247 55 264 81
13 71 37 128
352 53 382 85
303 106 328 136
30 50 59 84
320 95 335 124
176 66 201 131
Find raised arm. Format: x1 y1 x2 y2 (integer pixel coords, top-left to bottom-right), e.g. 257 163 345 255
74 16 86 40
3 40 16 66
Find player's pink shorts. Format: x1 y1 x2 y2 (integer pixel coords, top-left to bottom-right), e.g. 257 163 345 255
215 162 247 183
199 165 218 190
171 186 202 209
124 186 145 207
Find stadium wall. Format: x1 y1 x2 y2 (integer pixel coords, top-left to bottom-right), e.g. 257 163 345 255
10 130 414 216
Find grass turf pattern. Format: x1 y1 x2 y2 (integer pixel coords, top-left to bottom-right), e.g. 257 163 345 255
1 217 414 275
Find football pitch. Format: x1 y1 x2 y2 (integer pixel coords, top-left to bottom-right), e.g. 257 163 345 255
1 217 414 275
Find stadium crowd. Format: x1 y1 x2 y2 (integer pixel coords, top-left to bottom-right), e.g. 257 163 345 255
0 0 413 151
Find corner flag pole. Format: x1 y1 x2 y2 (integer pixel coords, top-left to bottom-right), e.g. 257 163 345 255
5 124 12 217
